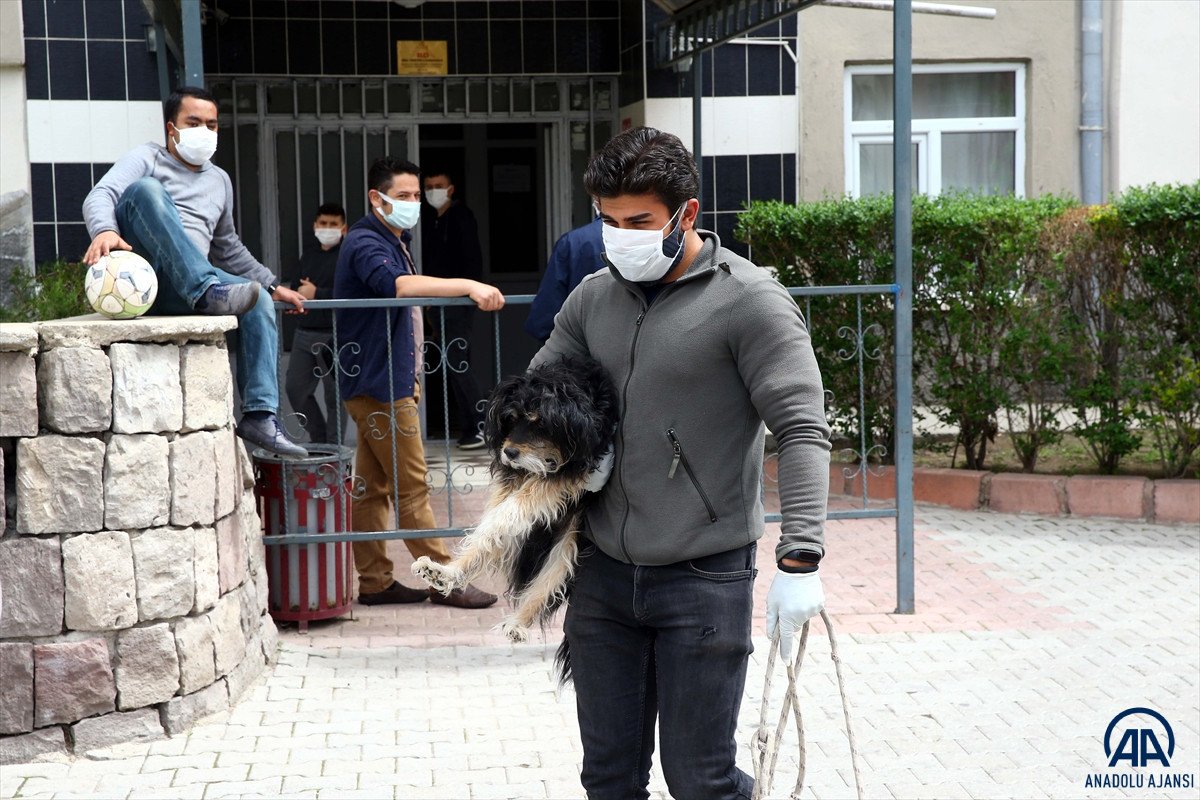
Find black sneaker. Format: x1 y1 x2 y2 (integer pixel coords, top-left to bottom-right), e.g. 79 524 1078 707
457 434 486 451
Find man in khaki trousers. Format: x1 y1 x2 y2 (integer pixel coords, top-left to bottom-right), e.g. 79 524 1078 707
334 156 504 608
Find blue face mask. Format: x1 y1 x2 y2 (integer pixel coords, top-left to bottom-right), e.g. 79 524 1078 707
375 192 422 230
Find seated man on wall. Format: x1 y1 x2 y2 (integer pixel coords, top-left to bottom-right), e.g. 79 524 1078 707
82 85 307 457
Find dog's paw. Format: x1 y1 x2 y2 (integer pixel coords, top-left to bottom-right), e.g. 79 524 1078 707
411 557 463 595
500 619 529 643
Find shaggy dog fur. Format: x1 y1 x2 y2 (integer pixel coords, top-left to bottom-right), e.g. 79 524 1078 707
412 356 618 666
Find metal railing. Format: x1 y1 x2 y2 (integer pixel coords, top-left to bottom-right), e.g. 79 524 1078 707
263 287 913 611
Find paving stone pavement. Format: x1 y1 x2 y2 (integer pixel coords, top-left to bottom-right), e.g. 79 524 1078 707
2 496 1197 800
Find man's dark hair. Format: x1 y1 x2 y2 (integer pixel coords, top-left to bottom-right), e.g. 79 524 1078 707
367 156 421 194
315 202 346 221
164 86 217 125
583 127 699 211
424 168 455 184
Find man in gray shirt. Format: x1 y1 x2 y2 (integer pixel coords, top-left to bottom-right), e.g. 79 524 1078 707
83 86 305 457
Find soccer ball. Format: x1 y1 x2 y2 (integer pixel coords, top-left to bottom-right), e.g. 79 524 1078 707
85 250 159 319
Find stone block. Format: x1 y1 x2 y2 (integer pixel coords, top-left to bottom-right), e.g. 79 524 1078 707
161 680 228 736
236 438 256 490
1066 475 1151 520
116 623 180 709
0 351 38 436
180 344 233 431
241 497 265 578
1153 480 1200 524
259 615 279 664
110 342 183 433
71 707 164 753
225 641 264 704
987 473 1067 516
174 614 216 694
0 536 64 637
0 642 34 734
37 346 112 433
216 513 247 595
1 446 5 533
16 435 105 534
211 593 245 677
0 322 38 354
33 638 116 726
0 727 69 766
913 468 987 511
63 531 138 630
170 431 217 526
214 428 238 519
37 314 236 350
237 581 261 641
130 527 195 621
104 434 170 529
193 526 220 614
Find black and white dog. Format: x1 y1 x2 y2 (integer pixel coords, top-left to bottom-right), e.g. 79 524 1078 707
413 356 618 647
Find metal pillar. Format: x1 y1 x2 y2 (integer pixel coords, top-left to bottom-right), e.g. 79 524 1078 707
181 0 204 86
893 0 915 614
692 55 704 208
1080 0 1104 205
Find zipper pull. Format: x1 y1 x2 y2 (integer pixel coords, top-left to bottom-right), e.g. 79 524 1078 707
636 309 646 326
667 429 680 478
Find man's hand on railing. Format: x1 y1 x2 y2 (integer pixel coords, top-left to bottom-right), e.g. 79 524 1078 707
468 281 505 312
272 284 307 314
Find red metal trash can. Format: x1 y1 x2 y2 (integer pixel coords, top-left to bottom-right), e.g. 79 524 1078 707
253 444 355 632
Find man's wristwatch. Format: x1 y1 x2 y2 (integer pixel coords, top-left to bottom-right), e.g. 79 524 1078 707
267 282 278 295
777 549 821 574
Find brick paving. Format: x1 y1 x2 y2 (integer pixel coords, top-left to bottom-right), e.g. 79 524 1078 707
2 467 1197 799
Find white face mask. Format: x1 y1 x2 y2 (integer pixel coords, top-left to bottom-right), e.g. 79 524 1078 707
314 228 343 247
172 125 218 166
601 204 688 283
425 188 450 209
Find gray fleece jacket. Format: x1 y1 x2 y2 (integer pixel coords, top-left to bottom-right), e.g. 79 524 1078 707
531 231 831 566
83 143 274 288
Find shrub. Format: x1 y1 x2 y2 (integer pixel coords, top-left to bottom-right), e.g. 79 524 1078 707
0 260 91 323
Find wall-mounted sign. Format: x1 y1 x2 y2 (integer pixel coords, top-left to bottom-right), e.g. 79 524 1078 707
397 40 448 76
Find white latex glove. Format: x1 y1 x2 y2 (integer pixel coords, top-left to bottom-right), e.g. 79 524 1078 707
765 570 825 659
583 447 614 493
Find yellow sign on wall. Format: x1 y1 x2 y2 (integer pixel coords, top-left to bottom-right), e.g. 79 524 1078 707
397 40 448 76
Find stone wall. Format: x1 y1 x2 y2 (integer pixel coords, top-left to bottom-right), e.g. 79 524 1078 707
0 315 277 765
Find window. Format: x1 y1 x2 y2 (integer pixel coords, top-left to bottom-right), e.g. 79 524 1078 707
844 64 1025 198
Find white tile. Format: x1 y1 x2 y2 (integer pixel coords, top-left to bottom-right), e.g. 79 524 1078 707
638 96 799 157
26 99 162 163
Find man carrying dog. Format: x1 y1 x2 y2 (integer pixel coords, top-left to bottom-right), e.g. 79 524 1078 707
532 127 831 800
335 156 503 609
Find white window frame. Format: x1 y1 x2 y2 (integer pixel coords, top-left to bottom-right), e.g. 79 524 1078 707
843 62 1026 198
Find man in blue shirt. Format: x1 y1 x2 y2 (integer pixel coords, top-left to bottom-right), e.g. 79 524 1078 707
524 217 604 344
335 156 504 609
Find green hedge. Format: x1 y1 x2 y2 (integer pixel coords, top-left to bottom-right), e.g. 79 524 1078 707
0 260 91 323
736 183 1200 477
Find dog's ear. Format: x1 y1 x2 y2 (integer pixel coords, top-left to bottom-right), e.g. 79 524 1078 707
483 375 523 450
583 360 620 443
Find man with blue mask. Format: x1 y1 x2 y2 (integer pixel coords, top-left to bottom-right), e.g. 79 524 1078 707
334 156 504 609
531 127 831 800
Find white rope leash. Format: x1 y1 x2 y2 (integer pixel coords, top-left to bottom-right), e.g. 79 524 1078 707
750 610 864 800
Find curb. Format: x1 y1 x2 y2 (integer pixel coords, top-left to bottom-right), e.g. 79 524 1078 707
832 463 1199 525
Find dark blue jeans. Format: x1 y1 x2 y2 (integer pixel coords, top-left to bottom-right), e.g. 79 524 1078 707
565 540 757 800
115 177 279 414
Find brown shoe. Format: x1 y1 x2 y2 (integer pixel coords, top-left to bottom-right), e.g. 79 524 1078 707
359 581 429 605
428 583 498 609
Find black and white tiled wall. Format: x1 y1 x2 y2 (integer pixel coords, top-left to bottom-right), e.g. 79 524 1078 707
23 0 163 264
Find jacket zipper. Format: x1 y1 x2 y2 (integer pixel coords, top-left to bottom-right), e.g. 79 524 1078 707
666 429 719 523
615 303 649 562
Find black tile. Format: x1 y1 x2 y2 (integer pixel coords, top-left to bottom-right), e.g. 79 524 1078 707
618 50 642 105
489 21 521 74
58 224 92 262
489 1 521 19
22 0 46 37
700 211 716 233
702 50 713 96
646 65 680 99
522 1 554 19
716 213 747 258
555 19 587 73
354 0 388 18
255 0 288 18
714 155 748 212
25 39 49 100
749 154 783 202
781 55 795 96
85 0 126 39
420 2 455 20
287 0 321 18
31 165 56 223
87 40 127 100
782 154 796 204
698 156 715 213
522 20 554 72
46 0 85 37
557 1 587 19
456 21 489 74
355 20 390 75
34 224 58 265
713 44 745 97
589 0 618 17
125 42 159 100
588 18 619 73
255 19 289 73
54 164 93 223
619 0 640 47
455 1 487 20
92 163 114 184
218 17 254 73
747 44 780 96
321 20 357 74
390 18 421 44
780 14 797 36
287 20 322 75
123 0 150 35
319 0 355 20
48 40 89 100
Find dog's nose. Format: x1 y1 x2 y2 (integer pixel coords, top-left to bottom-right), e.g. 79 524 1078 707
503 446 519 460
